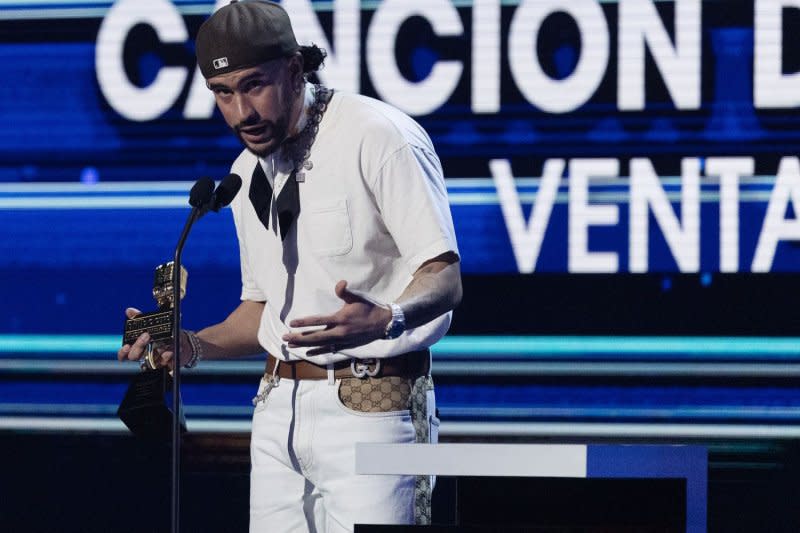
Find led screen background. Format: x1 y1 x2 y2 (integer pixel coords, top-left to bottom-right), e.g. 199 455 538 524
5 12 800 529
2 0 800 334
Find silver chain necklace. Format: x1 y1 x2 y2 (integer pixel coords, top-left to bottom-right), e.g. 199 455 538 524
282 84 333 183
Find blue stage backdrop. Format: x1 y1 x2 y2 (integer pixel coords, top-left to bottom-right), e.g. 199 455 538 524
4 1 800 440
0 0 798 322
1 0 800 279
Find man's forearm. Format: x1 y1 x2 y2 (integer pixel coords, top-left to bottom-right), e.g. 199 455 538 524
395 252 462 330
192 300 266 360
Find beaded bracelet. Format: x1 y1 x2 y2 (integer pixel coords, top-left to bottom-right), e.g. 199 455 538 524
183 330 203 369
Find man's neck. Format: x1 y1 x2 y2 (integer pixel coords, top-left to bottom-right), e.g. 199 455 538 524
286 82 312 140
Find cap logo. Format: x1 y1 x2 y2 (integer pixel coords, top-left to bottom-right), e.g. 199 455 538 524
213 57 229 69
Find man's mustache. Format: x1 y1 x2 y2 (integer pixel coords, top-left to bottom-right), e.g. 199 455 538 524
234 118 267 132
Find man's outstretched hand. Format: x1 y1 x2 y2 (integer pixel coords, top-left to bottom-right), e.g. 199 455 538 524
282 280 392 355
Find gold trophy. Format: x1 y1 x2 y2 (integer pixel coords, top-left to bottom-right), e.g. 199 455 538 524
117 262 188 440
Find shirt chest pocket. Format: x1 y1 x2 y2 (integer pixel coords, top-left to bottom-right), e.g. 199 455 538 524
304 197 353 256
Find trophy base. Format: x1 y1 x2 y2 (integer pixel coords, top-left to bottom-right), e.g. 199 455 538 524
118 368 187 442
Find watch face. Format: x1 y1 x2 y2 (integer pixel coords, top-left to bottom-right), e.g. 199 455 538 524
385 317 405 339
385 303 406 339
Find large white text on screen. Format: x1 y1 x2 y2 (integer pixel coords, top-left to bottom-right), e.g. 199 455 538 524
494 157 800 274
95 0 800 120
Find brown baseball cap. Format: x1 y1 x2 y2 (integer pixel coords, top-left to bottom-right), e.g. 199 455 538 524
196 0 300 79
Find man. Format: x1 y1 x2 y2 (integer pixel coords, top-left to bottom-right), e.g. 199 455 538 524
118 1 461 531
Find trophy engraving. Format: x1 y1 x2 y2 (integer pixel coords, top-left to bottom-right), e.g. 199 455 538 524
118 261 188 440
122 262 187 347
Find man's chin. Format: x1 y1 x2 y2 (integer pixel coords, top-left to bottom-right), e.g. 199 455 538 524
242 139 279 159
231 130 275 158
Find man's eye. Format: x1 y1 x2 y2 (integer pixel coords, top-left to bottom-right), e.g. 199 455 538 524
245 80 264 91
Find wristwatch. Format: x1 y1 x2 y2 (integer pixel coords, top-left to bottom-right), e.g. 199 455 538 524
383 303 406 339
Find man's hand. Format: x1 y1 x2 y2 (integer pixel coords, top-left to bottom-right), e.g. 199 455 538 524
282 252 462 356
117 307 187 368
282 280 392 355
116 300 266 366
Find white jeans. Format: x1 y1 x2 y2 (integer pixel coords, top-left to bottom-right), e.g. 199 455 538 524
249 375 436 533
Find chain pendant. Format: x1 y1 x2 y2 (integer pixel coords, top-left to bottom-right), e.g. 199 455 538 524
251 374 280 406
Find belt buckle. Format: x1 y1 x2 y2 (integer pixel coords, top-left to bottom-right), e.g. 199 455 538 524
350 358 381 378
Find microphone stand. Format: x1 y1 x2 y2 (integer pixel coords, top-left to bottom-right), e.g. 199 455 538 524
165 173 240 533
170 204 205 533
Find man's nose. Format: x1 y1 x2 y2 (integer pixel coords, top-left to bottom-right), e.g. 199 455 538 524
234 94 258 123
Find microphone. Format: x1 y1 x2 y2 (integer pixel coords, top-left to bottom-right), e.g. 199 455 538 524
210 173 242 212
189 177 215 208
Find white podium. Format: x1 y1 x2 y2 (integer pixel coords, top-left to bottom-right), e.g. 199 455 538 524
355 443 706 532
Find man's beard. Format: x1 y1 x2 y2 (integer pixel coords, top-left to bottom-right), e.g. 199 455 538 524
234 83 298 159
234 116 290 159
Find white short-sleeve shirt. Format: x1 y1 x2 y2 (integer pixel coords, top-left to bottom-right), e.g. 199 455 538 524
229 86 459 364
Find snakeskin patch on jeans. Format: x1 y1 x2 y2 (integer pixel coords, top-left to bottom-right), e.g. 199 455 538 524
411 374 434 525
